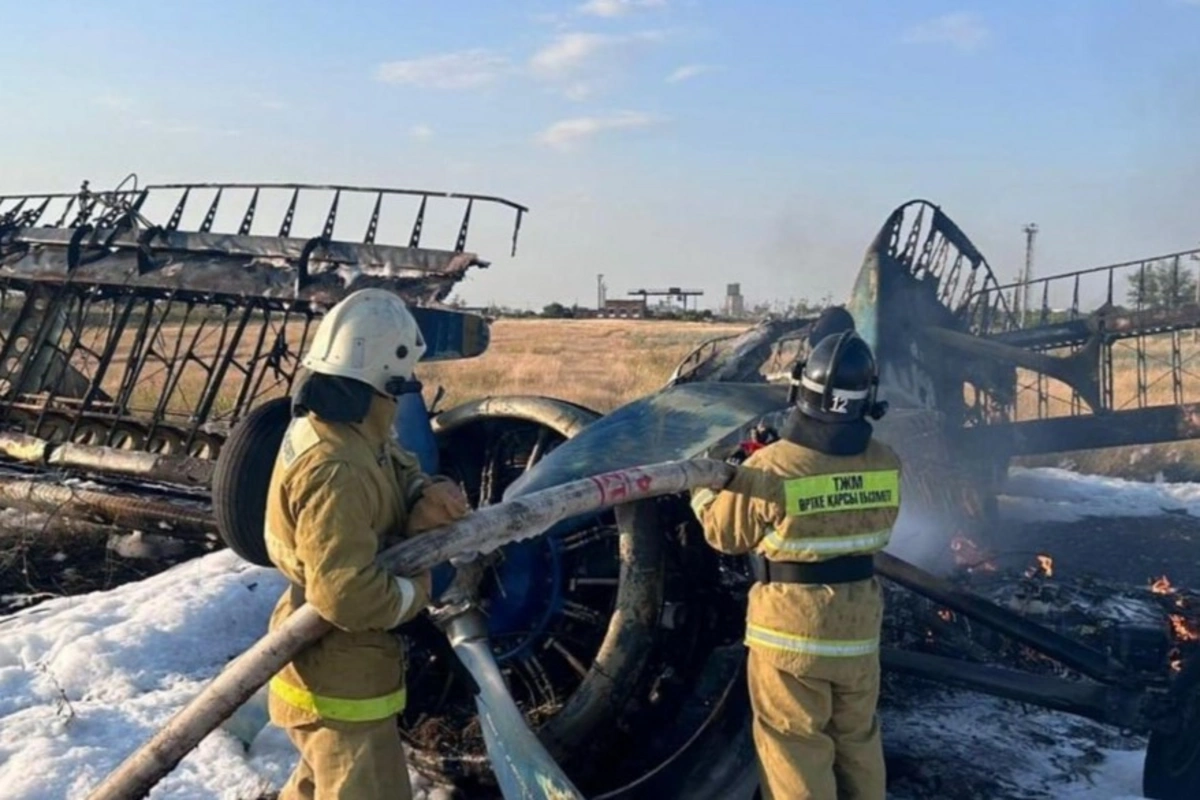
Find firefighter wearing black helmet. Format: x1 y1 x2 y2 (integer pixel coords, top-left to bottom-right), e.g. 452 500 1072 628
691 330 901 800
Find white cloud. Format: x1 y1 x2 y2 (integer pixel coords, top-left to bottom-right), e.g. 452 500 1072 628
528 30 666 99
536 111 665 150
530 33 613 76
409 124 434 140
578 0 667 17
529 30 665 78
375 49 511 89
666 63 718 83
902 12 990 52
375 31 667 99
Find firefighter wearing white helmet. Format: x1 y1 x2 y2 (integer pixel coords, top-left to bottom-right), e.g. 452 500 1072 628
691 330 902 800
264 288 470 800
300 287 428 395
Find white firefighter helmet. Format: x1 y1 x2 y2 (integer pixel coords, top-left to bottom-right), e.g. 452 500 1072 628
301 288 426 395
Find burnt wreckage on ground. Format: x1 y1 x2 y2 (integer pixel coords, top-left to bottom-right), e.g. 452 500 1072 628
1 179 1200 798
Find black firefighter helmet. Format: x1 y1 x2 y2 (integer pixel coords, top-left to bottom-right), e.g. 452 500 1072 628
789 330 888 423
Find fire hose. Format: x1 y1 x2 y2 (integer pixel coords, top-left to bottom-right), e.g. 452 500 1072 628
84 457 737 800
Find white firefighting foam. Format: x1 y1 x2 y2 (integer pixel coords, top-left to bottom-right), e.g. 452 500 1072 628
0 550 455 799
1002 466 1200 522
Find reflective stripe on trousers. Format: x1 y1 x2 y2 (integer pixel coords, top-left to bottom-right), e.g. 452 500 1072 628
745 622 878 658
269 676 408 722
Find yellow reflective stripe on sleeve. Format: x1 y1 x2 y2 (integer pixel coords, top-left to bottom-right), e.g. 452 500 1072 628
690 488 717 517
762 528 891 557
783 470 900 517
269 676 407 722
745 623 878 657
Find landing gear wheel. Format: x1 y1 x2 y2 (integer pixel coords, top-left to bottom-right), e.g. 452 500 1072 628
1143 660 1200 800
400 397 613 787
211 396 292 567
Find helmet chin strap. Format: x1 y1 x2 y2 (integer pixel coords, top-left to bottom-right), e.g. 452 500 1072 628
384 376 423 397
787 359 806 405
864 372 887 420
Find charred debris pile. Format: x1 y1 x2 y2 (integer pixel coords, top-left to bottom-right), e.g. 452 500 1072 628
884 540 1199 682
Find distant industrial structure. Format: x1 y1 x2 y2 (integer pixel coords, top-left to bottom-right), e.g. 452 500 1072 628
628 287 704 312
723 283 745 318
586 276 716 319
592 273 649 318
595 299 648 319
1017 223 1038 326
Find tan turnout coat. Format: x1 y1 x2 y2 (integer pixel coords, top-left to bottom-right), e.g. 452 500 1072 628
692 437 902 674
265 393 436 729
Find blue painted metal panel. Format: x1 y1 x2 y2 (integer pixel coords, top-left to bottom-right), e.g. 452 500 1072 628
392 389 454 594
410 306 490 362
393 390 440 475
504 382 791 501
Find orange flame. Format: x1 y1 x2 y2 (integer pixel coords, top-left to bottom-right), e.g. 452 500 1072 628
1025 554 1054 579
1151 576 1174 594
1169 614 1200 643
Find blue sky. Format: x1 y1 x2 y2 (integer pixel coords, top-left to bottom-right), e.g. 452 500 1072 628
1 0 1197 310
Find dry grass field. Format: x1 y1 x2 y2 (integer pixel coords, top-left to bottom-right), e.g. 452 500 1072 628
1011 334 1200 421
1007 334 1200 478
416 320 1200 480
417 318 750 412
18 312 1200 479
417 320 1200 480
45 307 1200 418
47 316 749 420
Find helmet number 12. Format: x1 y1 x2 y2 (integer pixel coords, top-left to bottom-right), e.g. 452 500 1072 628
829 394 849 414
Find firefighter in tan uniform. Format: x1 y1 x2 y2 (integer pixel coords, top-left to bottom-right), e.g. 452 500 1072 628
692 330 901 800
264 288 471 800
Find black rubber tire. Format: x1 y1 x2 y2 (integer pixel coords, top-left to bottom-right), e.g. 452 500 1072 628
1143 660 1200 800
211 396 292 567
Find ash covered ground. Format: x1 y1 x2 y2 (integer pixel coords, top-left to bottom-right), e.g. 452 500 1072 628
0 467 1197 799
